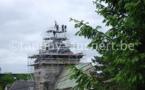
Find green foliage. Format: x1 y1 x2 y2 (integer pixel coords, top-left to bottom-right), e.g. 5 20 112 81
16 74 29 80
70 0 145 90
0 85 2 90
0 73 15 89
70 66 111 90
0 73 30 90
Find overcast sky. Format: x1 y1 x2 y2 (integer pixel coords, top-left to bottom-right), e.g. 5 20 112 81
0 0 106 73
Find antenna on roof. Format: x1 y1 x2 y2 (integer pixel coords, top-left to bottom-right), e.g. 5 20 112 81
64 25 67 32
61 25 67 32
54 21 59 31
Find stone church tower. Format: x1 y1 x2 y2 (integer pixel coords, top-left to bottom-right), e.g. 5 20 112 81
29 22 83 90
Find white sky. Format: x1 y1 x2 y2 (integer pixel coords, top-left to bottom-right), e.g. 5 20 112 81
0 0 107 73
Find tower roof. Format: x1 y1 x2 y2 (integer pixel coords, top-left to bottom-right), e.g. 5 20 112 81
29 22 83 60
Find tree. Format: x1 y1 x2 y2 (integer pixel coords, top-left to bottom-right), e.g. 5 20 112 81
0 74 15 89
0 73 30 90
70 0 145 90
